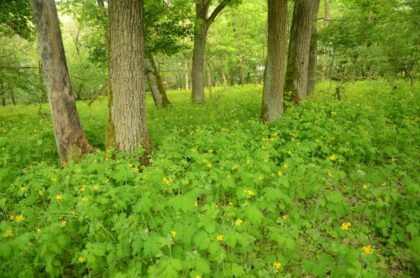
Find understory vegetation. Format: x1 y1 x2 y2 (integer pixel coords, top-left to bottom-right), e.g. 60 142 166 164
1 81 419 277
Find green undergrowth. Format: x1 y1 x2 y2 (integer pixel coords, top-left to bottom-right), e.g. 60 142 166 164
0 81 419 277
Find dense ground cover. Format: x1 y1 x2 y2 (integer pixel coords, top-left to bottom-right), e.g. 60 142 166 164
0 81 419 277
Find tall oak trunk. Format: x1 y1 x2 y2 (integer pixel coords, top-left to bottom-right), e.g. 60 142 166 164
284 0 320 104
261 0 288 123
31 0 93 166
108 0 152 155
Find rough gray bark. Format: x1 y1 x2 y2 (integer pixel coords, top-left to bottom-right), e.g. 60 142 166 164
307 0 321 96
31 0 93 166
284 0 320 104
108 0 152 156
191 0 231 103
149 56 171 107
261 0 288 123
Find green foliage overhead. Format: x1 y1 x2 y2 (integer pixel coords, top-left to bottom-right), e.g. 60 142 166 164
0 0 33 39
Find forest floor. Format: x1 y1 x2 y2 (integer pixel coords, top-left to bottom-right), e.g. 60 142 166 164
0 80 419 277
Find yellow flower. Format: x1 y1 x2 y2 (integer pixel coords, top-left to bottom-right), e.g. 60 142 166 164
163 177 172 186
195 275 202 278
37 228 43 233
273 261 282 272
235 218 243 226
327 172 333 177
329 154 337 161
132 167 139 172
9 215 15 221
194 201 199 207
362 184 368 190
15 214 25 222
287 150 292 155
281 215 288 220
362 245 374 254
93 184 100 191
171 231 177 238
38 190 44 196
56 194 63 201
60 220 67 227
19 187 27 193
243 189 255 197
4 229 14 238
79 185 87 192
80 196 89 202
277 171 283 177
78 256 86 263
282 163 289 169
231 164 239 170
341 222 351 230
206 162 213 169
216 234 224 241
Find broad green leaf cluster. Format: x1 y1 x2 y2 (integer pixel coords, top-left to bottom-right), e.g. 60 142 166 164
0 81 419 277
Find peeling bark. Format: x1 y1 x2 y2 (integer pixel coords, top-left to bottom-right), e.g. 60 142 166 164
31 0 93 166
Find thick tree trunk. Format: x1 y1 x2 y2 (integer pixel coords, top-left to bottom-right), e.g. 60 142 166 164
307 1 321 96
149 56 171 107
31 0 93 166
109 0 152 155
145 59 163 107
191 8 208 103
284 0 320 104
261 0 288 123
184 60 189 90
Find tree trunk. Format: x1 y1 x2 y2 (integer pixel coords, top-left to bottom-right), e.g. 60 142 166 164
239 55 245 85
184 60 189 90
307 1 321 96
191 4 208 103
284 0 320 104
31 0 93 166
261 0 288 123
324 0 330 23
149 56 170 107
108 0 152 156
145 58 163 107
207 63 212 87
191 0 231 103
10 87 16 105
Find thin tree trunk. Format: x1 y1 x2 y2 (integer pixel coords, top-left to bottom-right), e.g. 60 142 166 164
284 0 320 104
149 56 171 107
239 55 245 85
207 62 212 87
324 0 330 23
184 60 189 90
145 59 163 107
108 0 152 156
10 87 16 105
261 0 288 123
31 0 93 166
191 10 208 103
307 1 321 96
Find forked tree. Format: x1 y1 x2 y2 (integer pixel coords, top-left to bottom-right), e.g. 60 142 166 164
191 0 233 103
31 0 93 166
108 0 152 156
261 0 288 123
